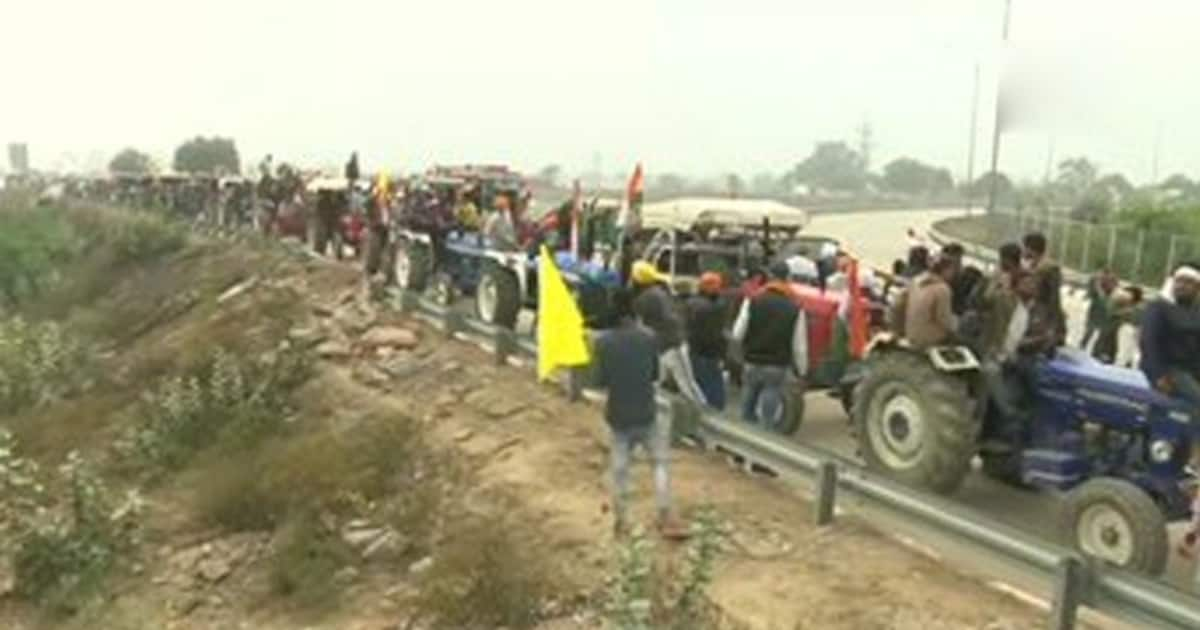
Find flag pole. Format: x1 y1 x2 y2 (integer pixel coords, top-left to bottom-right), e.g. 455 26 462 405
570 178 582 258
986 0 1012 214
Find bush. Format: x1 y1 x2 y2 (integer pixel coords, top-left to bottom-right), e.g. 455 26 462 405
607 506 725 630
409 518 554 630
0 436 140 611
193 413 440 535
0 207 79 307
0 317 92 415
268 515 357 607
121 346 311 471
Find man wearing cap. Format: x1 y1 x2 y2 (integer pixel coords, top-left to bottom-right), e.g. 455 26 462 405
731 261 807 431
1141 265 1200 405
685 272 729 410
630 261 708 407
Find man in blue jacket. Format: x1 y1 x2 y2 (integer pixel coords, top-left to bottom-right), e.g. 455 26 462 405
593 289 690 541
1140 264 1200 469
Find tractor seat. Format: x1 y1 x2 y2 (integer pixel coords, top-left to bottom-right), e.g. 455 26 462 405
1041 347 1182 409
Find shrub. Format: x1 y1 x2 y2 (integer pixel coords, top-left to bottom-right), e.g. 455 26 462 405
409 518 553 630
0 435 140 611
607 506 724 630
121 346 311 471
0 317 92 415
268 515 357 607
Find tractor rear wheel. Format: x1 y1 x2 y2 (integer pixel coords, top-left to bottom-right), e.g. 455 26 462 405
477 265 520 330
851 350 979 495
1061 477 1168 576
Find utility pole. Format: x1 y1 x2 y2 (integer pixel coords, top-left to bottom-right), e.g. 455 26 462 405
986 0 1013 214
965 62 981 213
857 119 874 173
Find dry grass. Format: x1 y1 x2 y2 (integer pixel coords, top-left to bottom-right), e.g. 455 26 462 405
407 516 557 630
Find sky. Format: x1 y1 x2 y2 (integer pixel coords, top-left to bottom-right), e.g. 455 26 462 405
3 0 1199 184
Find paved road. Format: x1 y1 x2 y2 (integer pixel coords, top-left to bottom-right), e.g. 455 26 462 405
805 207 1193 591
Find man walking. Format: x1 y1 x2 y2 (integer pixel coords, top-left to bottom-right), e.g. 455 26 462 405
593 289 689 540
630 261 708 407
685 272 728 410
732 262 807 431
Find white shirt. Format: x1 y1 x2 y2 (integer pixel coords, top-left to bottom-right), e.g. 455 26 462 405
731 296 809 377
1000 300 1029 362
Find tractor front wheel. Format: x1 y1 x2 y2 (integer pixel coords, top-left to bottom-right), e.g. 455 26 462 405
1061 477 1168 576
476 265 520 330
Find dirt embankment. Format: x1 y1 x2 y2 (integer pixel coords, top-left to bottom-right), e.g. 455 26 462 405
0 202 1047 629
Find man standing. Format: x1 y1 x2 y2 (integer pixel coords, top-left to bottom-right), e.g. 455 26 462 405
1081 268 1117 350
732 262 807 431
630 262 708 407
685 272 728 410
593 289 689 540
1022 232 1067 346
482 192 521 251
890 255 958 349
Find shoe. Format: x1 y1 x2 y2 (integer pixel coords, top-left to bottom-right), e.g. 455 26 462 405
657 515 692 541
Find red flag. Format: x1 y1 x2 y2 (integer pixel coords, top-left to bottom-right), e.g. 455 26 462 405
626 162 644 204
846 258 868 359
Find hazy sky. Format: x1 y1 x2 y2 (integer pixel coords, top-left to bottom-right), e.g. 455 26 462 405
4 0 1198 183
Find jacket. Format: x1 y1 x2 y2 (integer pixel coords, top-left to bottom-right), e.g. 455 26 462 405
593 321 660 430
633 284 684 353
685 293 728 359
974 272 1018 359
1031 257 1067 344
893 272 957 349
732 283 807 374
1138 298 1200 383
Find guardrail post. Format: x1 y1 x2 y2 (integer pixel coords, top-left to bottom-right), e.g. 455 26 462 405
814 460 838 526
442 307 463 338
565 366 583 402
493 326 514 366
1048 556 1085 630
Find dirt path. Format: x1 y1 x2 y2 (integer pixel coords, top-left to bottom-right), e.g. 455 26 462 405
351 305 1047 630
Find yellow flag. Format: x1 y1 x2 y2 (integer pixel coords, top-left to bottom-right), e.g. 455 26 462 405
537 246 591 381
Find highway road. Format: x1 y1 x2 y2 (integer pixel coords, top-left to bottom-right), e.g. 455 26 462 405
805 207 1193 592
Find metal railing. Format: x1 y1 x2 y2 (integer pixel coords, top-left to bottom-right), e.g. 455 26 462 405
388 285 1200 630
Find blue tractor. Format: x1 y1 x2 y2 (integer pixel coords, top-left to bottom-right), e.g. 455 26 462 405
851 336 1197 575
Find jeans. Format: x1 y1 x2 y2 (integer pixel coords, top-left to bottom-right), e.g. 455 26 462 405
689 351 726 410
741 364 788 430
660 345 708 408
609 415 672 527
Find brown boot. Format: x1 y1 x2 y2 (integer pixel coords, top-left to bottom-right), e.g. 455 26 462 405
657 514 691 541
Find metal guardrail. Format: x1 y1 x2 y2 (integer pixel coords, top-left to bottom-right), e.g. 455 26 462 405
388 286 1200 630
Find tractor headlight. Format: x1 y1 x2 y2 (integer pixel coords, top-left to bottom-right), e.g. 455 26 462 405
1150 440 1175 464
